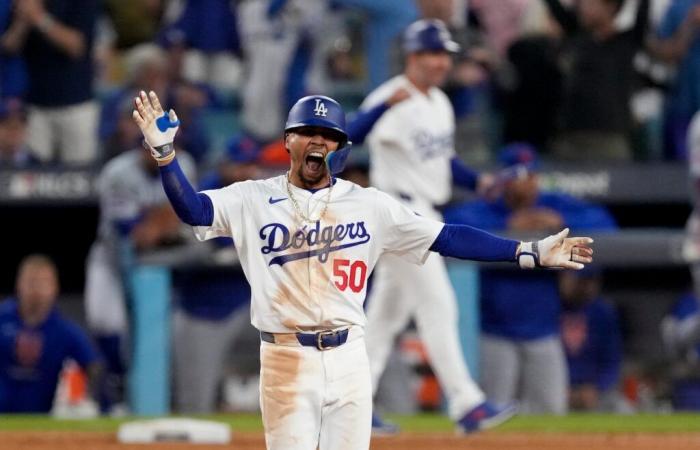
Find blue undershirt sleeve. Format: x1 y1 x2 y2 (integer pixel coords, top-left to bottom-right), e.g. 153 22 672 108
159 158 214 226
347 102 390 145
429 223 519 262
450 157 479 191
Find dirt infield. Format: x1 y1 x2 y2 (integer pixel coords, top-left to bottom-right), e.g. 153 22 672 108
3 431 700 450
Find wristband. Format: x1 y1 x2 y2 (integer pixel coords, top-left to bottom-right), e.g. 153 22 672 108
516 241 540 269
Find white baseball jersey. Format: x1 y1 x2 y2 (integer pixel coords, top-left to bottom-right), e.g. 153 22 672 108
362 74 456 212
194 175 444 333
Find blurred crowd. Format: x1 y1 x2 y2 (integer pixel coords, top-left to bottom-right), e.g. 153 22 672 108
2 0 700 169
4 0 700 420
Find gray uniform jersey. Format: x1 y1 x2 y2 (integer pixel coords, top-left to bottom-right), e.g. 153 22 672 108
85 149 195 334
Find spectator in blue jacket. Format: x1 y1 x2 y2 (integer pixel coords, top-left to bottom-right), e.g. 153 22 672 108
443 143 616 414
560 266 626 412
0 254 101 413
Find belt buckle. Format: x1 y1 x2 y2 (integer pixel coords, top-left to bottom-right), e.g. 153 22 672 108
316 330 337 351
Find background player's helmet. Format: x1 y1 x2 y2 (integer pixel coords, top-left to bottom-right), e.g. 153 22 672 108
403 19 461 54
285 95 353 174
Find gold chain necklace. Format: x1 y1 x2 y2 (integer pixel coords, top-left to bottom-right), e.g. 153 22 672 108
285 171 333 223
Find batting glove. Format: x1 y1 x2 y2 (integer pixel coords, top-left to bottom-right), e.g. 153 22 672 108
517 228 594 270
132 90 180 165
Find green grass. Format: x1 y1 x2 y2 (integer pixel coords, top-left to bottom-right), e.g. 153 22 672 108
0 414 263 432
388 413 700 433
1 413 700 434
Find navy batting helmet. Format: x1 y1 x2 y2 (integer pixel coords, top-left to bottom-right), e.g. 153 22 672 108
403 19 460 54
285 95 353 174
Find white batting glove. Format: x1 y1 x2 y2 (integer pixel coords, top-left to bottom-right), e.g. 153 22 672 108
517 228 594 270
132 90 180 165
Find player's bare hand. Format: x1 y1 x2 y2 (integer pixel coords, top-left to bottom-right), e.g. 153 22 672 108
132 90 180 163
517 228 594 270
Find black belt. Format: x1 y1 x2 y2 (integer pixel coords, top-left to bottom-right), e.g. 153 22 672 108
260 329 350 351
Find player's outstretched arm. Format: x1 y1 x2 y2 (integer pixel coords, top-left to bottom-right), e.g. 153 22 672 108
430 225 593 270
132 90 213 227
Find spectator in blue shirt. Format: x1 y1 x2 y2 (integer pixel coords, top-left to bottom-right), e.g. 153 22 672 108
560 266 625 412
0 254 101 413
443 143 616 414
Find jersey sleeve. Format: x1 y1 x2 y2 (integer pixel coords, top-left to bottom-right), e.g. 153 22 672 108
374 190 444 264
193 182 245 241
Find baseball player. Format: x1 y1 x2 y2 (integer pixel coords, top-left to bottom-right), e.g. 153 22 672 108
84 144 195 413
360 18 512 432
132 89 593 450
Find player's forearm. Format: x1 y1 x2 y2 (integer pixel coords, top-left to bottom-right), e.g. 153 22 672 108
159 157 214 226
429 223 519 261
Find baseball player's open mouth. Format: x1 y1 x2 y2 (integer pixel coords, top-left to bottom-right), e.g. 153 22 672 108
305 151 325 172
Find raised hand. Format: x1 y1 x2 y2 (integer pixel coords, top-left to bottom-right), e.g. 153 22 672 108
517 228 594 270
132 90 180 164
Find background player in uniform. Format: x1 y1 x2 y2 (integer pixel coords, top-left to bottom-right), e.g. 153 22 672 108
132 89 593 450
84 140 195 413
360 18 511 432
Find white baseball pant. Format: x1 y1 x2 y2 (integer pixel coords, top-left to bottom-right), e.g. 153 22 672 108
259 330 372 450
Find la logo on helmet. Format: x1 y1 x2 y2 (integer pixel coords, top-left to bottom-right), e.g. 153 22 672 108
313 98 328 117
